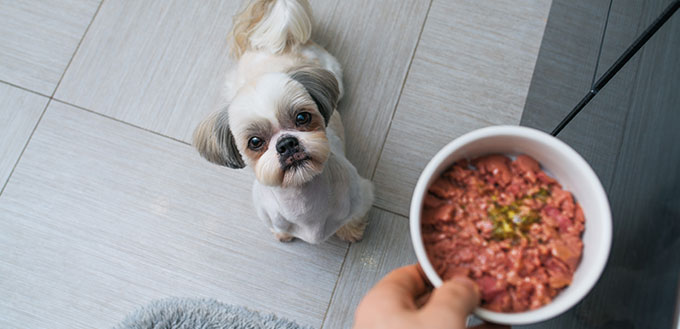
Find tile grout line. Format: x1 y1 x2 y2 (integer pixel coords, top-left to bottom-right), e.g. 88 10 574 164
605 67 638 194
372 204 408 219
0 80 51 98
0 98 51 196
604 15 648 195
0 0 106 198
52 99 191 146
590 0 614 88
368 0 434 181
318 204 407 329
319 241 351 329
49 0 105 99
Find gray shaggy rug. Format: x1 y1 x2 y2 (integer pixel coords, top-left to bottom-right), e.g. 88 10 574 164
114 298 312 329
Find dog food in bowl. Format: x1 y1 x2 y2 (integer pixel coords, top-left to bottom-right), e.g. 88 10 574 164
421 154 585 312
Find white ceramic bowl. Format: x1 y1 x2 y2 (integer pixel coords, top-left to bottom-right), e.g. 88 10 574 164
410 125 612 325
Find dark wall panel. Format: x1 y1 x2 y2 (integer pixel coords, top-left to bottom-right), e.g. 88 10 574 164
520 0 680 327
520 0 611 179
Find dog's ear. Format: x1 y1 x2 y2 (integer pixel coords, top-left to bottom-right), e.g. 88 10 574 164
192 109 245 169
288 65 339 126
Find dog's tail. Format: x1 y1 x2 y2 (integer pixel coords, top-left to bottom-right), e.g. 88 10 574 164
228 0 313 58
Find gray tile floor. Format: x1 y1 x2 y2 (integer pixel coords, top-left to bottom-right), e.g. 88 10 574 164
0 0 551 328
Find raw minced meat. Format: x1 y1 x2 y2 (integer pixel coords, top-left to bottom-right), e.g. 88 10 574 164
422 154 585 312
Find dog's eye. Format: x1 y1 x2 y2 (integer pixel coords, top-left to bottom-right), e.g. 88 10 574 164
295 112 312 126
248 137 264 150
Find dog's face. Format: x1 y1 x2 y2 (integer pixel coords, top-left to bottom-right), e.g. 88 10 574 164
193 66 339 187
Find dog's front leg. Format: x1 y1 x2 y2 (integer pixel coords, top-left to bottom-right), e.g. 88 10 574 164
254 200 295 242
272 230 295 242
269 215 296 243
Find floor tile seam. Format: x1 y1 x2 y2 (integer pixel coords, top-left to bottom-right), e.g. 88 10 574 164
368 0 434 182
49 0 106 99
0 98 51 196
52 98 191 146
0 80 51 98
319 241 351 329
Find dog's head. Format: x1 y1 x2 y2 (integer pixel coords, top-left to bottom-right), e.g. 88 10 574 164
193 65 339 187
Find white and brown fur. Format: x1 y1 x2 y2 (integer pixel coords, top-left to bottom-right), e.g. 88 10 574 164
193 0 373 244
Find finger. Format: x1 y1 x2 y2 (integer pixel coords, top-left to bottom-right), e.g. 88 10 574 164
413 264 434 308
361 264 430 310
414 291 431 308
419 276 481 324
374 264 430 299
415 264 434 290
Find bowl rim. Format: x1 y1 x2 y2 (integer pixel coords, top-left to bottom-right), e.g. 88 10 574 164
409 125 612 325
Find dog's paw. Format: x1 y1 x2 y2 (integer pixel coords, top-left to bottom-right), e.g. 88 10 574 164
275 232 295 242
336 217 368 243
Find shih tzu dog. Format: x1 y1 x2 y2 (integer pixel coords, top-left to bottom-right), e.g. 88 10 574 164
193 0 374 244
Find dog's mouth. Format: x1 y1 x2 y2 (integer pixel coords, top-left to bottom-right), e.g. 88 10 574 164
279 150 325 187
282 152 311 170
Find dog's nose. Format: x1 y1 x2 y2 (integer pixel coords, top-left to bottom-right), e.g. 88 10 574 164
276 136 299 155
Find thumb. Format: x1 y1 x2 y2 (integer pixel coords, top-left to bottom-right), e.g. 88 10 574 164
419 277 481 325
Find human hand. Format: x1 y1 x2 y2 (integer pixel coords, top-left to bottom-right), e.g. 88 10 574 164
352 265 508 329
